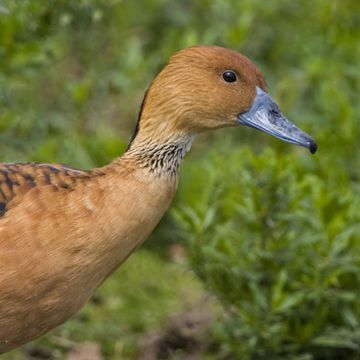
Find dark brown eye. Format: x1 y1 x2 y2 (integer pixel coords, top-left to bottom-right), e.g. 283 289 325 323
222 70 237 83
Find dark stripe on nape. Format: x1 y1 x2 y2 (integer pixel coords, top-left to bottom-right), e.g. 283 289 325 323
126 88 149 150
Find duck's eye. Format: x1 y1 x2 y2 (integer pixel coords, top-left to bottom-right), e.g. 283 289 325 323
222 70 237 83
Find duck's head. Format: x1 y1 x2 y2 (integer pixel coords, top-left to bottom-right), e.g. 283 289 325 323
134 45 317 154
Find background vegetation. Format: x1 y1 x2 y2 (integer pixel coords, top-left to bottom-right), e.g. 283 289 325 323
1 0 359 359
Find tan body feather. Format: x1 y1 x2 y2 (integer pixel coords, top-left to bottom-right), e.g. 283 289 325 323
0 158 177 352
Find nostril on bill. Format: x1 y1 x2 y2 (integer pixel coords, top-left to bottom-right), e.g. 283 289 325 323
270 108 280 116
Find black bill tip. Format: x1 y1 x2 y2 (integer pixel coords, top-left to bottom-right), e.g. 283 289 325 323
309 140 317 154
237 87 318 155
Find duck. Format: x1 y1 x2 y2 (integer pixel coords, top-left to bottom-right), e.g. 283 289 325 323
0 45 317 354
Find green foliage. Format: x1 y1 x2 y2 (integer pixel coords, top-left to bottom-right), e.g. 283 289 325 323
174 144 360 359
171 1 360 358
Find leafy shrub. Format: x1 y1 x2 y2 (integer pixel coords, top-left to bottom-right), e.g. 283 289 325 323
174 145 360 360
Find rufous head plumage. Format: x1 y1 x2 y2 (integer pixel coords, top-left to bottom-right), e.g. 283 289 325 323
134 45 317 153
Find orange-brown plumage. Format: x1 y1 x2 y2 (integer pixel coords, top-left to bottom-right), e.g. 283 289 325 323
0 45 316 353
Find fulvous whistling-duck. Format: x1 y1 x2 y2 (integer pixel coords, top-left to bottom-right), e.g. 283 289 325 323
0 45 317 353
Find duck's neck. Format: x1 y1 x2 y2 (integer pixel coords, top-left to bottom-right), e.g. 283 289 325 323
85 131 194 276
120 132 194 178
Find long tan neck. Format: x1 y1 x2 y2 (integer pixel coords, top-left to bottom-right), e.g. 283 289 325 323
82 130 194 277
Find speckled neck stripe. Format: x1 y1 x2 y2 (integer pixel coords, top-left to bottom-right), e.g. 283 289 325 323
125 135 194 177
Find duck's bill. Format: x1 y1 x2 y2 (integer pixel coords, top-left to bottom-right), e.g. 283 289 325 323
237 87 317 154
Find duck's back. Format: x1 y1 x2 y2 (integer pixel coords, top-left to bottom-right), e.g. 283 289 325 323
0 162 92 218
